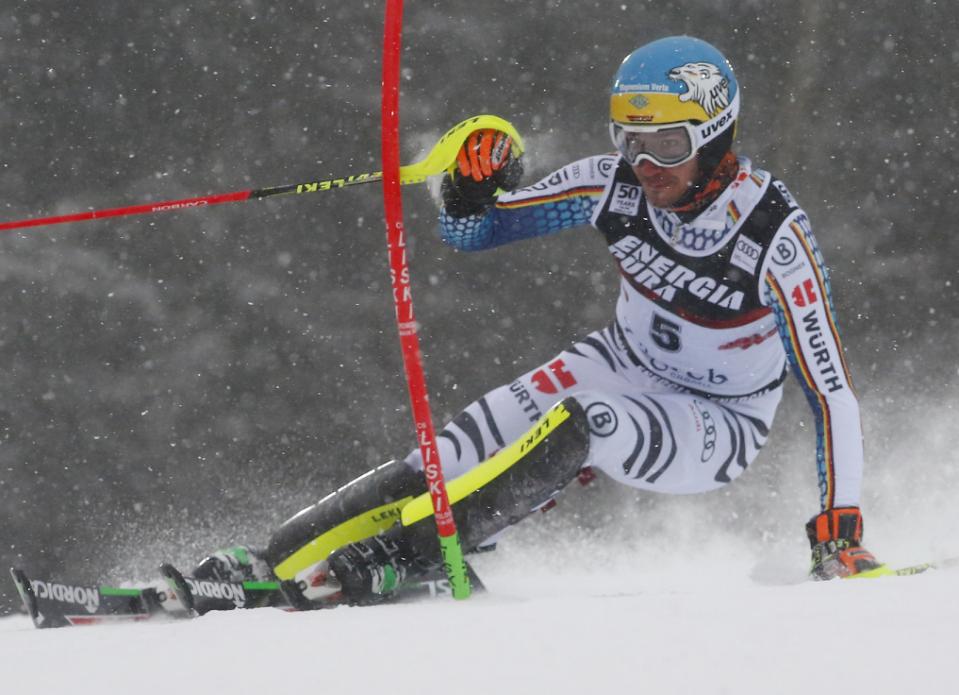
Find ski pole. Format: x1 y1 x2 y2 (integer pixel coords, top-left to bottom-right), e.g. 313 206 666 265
0 114 522 234
381 0 470 599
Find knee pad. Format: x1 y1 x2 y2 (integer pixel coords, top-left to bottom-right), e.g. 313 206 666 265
401 397 590 555
265 459 426 580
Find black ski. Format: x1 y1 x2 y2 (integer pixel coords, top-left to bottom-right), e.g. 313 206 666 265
9 567 175 628
172 561 487 613
12 561 487 628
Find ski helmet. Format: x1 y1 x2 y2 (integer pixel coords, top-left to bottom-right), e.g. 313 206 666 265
609 36 739 170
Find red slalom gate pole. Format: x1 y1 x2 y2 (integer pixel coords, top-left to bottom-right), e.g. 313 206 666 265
380 0 470 598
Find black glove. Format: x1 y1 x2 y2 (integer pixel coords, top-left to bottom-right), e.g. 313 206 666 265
805 506 882 580
442 128 523 217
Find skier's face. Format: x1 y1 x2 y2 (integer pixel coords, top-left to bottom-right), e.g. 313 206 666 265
631 156 700 208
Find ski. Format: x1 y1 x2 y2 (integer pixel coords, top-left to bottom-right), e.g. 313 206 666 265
166 560 487 615
846 556 959 580
9 567 180 628
12 560 487 628
755 556 959 586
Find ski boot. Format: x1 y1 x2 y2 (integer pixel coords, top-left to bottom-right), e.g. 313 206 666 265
193 546 272 584
326 530 433 606
188 545 276 613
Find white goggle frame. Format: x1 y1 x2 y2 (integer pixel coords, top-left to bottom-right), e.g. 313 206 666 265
609 90 740 168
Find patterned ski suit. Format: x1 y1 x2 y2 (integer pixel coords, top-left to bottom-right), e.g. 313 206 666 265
404 154 863 511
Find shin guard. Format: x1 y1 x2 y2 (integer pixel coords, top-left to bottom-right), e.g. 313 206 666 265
265 459 426 581
399 397 590 570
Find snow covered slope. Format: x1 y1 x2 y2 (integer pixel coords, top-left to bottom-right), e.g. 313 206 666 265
3 547 956 695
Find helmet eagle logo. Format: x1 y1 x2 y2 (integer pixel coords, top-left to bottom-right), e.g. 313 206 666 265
668 62 730 118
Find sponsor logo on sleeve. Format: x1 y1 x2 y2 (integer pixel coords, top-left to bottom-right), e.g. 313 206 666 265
791 278 819 307
771 236 797 266
772 180 799 209
800 310 845 393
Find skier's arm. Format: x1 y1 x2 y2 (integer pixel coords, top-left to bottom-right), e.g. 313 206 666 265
439 135 611 251
761 210 864 512
761 210 882 578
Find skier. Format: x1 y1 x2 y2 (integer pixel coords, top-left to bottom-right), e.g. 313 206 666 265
194 35 881 607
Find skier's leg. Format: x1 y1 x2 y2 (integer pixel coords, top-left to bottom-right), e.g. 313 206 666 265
193 324 641 606
329 397 591 603
187 460 425 596
326 358 783 605
251 323 619 582
262 459 426 580
327 388 781 605
318 327 656 603
404 323 636 480
578 387 782 493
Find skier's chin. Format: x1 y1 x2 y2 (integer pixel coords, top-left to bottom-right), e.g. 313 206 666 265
640 183 686 208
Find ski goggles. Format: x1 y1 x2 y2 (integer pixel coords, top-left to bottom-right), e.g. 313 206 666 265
609 122 697 167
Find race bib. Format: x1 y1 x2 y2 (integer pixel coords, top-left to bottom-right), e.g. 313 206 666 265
610 183 642 216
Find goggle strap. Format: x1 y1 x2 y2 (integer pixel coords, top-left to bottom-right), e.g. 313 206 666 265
694 90 740 148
